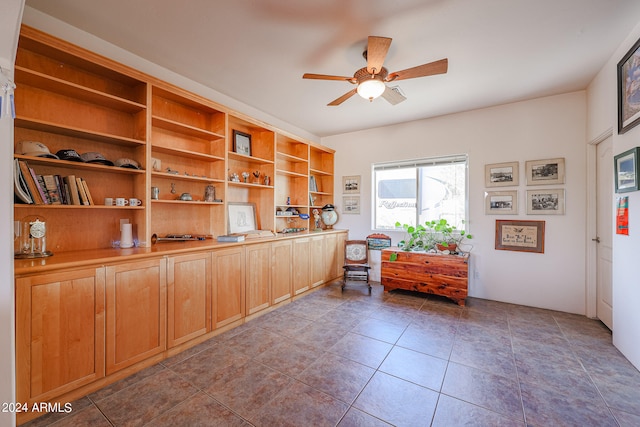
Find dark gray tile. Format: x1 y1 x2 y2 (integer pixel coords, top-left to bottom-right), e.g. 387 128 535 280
88 363 166 402
350 316 408 343
396 323 455 359
250 380 349 427
143 391 248 426
298 352 375 404
328 332 393 368
95 368 198 427
450 335 517 379
520 381 617 427
49 405 112 427
441 362 523 421
378 346 447 391
612 408 640 427
338 407 393 426
432 394 525 426
253 337 323 377
353 371 439 426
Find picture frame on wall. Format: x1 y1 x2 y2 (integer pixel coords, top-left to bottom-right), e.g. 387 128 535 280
525 157 565 185
232 130 252 156
495 219 545 253
485 161 519 187
342 196 360 214
614 147 640 193
617 36 640 134
342 175 360 194
485 190 518 215
526 189 565 215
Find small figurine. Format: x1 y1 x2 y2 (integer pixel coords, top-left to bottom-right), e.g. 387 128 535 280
263 175 270 186
242 172 250 183
252 170 261 183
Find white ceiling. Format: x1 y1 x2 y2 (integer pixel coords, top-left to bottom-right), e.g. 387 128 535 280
24 0 640 138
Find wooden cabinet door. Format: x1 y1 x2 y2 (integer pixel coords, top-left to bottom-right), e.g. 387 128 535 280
105 258 166 375
324 233 338 282
167 252 211 348
246 243 271 315
335 232 347 280
310 235 325 288
15 267 105 404
272 240 293 304
292 237 310 295
212 247 245 328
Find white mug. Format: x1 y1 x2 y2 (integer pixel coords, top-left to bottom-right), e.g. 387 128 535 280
104 197 114 206
115 198 129 206
129 198 142 206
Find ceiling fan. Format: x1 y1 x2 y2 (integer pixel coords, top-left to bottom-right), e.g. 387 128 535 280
303 36 448 106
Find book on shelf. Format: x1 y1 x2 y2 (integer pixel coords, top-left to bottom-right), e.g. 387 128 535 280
217 234 245 242
29 168 49 204
42 175 62 205
76 177 90 205
14 159 33 204
63 175 81 205
17 160 43 204
80 179 94 205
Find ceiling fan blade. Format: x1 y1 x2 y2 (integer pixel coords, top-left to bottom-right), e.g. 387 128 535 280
366 36 392 75
303 73 355 82
387 58 448 81
328 88 357 106
381 86 407 105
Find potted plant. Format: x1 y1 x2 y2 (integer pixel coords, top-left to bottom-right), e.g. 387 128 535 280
395 219 472 254
424 219 473 254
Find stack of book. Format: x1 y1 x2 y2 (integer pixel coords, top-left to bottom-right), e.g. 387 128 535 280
14 159 95 205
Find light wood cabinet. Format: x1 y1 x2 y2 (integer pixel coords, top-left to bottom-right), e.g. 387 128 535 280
271 239 293 303
167 252 211 348
105 258 167 374
15 267 105 404
275 135 310 233
246 242 271 315
310 234 325 288
309 145 335 215
212 246 245 328
292 237 311 295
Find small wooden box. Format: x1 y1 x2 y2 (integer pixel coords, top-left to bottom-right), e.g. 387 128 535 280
381 247 469 306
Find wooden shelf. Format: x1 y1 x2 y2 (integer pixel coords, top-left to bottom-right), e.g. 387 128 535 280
16 67 146 114
276 168 307 178
228 151 274 165
152 116 224 140
151 199 223 206
15 204 144 209
152 145 224 162
151 171 224 183
14 155 145 175
227 181 274 189
15 117 146 147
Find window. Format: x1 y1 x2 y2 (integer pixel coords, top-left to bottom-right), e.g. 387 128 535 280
373 154 468 230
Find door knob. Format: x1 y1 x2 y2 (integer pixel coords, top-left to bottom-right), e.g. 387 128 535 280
592 237 600 243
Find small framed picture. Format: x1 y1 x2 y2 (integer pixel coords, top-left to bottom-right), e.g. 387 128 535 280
342 175 360 194
526 189 565 215
495 219 545 254
232 130 252 156
525 157 565 185
227 202 257 234
485 162 519 187
614 147 640 193
342 196 360 214
485 190 518 215
617 36 640 134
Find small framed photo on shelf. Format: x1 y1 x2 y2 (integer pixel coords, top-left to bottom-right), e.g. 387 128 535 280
232 130 252 156
227 202 257 234
342 196 360 214
495 219 545 254
485 190 518 215
526 189 565 215
614 147 640 193
485 162 519 187
525 157 565 185
617 36 640 134
342 175 360 194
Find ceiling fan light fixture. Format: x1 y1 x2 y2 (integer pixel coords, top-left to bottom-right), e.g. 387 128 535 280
357 77 385 101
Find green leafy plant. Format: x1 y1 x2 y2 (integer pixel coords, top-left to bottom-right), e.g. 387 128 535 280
395 219 472 254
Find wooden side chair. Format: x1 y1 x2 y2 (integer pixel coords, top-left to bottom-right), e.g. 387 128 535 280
342 240 371 294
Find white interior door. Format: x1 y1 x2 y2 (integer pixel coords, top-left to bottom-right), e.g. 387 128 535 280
596 135 613 330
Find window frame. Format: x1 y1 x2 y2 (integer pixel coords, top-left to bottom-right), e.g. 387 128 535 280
372 154 469 231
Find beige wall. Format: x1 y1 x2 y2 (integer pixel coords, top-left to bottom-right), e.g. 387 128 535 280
323 92 588 314
588 20 640 370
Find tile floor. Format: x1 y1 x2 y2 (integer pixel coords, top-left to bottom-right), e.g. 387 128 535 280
23 281 640 427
